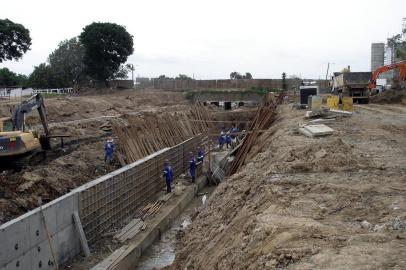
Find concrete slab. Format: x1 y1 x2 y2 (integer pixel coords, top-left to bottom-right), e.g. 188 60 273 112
298 127 314 138
304 124 334 136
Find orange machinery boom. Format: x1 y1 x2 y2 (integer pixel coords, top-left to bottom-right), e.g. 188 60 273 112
369 60 406 89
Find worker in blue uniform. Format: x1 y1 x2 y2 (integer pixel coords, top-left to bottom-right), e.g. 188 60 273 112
163 160 173 193
189 152 197 183
104 137 116 163
218 127 226 150
197 147 205 163
230 124 239 147
225 132 232 149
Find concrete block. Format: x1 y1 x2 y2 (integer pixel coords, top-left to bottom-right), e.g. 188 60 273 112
298 127 314 138
304 124 334 136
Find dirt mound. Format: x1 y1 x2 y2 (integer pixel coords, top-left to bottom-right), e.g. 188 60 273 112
370 89 406 104
168 104 406 270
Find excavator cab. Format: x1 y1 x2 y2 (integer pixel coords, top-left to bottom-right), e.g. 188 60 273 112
0 94 50 169
0 117 14 132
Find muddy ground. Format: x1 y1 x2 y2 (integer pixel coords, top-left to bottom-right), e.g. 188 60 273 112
0 90 188 224
169 103 406 269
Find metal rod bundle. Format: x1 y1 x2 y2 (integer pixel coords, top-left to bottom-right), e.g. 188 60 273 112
229 92 285 174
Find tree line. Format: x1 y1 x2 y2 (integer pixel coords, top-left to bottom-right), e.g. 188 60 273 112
0 19 134 88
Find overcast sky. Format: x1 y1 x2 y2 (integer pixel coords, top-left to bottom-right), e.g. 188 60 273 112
1 0 405 79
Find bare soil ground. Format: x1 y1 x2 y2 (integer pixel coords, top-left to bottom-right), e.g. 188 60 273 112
0 90 187 224
169 103 406 269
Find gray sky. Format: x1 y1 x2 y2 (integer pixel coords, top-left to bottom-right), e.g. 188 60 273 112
1 0 405 79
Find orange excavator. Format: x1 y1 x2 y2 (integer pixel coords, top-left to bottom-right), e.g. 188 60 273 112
369 60 406 90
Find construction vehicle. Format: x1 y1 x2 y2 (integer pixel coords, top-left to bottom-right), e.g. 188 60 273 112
332 72 371 104
368 60 406 92
0 94 51 168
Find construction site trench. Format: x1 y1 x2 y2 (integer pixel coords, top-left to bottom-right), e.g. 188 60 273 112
1 89 406 270
0 89 258 270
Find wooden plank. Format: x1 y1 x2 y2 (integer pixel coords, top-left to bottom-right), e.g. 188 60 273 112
73 211 91 257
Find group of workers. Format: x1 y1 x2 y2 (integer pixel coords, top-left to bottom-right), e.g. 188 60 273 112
104 123 239 195
163 146 205 193
218 124 239 150
104 136 205 194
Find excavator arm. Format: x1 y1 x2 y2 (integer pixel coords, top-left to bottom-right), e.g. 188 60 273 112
369 60 406 89
12 93 50 137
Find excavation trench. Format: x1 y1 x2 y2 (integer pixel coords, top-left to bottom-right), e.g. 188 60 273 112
136 185 215 270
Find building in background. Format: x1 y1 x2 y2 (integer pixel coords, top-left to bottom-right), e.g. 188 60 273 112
371 43 385 71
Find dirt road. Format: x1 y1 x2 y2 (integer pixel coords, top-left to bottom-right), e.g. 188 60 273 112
169 104 406 269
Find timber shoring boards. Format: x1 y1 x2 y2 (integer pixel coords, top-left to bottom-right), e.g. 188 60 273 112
229 93 285 174
113 105 213 164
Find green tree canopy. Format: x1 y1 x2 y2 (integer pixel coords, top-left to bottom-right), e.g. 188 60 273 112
176 74 192 80
48 37 85 85
0 19 31 62
244 72 253 79
28 63 62 89
79 22 134 83
230 71 252 79
0 68 28 86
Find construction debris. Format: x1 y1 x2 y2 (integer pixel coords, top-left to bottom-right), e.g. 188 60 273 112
114 218 145 243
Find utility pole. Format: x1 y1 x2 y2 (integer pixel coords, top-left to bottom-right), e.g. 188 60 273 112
325 62 335 88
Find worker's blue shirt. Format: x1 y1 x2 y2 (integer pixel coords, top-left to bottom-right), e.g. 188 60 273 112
226 134 232 144
219 131 226 145
198 149 204 160
189 157 197 176
230 127 238 139
104 142 115 155
163 165 173 182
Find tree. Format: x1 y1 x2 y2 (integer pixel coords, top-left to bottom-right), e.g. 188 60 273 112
388 33 406 61
230 71 253 79
230 71 242 79
176 74 191 80
28 63 61 89
244 72 253 79
0 68 27 86
282 72 287 91
0 19 32 62
112 64 130 79
48 37 85 85
79 22 134 84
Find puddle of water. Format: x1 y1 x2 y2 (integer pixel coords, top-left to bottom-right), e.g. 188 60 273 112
136 186 214 270
136 213 190 270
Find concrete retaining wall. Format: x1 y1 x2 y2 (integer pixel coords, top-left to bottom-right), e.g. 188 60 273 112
0 136 203 270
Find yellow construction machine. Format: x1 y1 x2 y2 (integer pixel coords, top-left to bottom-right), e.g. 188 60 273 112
0 94 51 168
